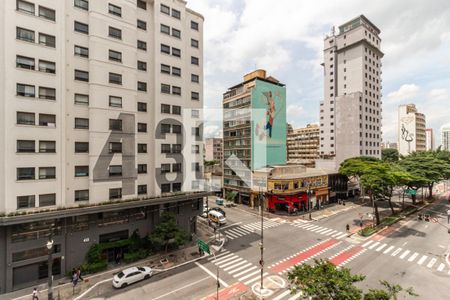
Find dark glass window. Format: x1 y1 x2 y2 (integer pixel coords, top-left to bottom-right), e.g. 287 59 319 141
172 67 181 77
74 0 89 10
109 50 122 62
160 4 170 15
17 84 35 97
108 3 121 17
75 190 89 201
75 142 89 153
74 21 89 34
38 60 56 73
191 39 199 48
17 0 35 15
172 9 181 19
137 123 147 132
17 195 35 209
137 81 147 91
137 102 147 112
137 0 146 10
17 140 35 153
109 142 122 153
109 165 122 176
191 56 199 65
191 21 199 30
137 20 147 30
161 24 170 35
109 119 122 131
161 84 171 94
137 61 147 71
16 27 35 43
109 73 122 85
17 167 35 180
172 28 181 38
74 69 89 82
38 114 55 127
39 6 56 21
161 104 171 113
39 87 56 100
109 188 122 200
39 33 56 47
138 185 147 195
138 164 147 174
74 45 89 58
172 105 181 115
137 40 147 50
137 143 147 153
16 55 35 70
172 47 181 57
75 118 89 129
108 26 122 39
161 64 170 74
161 44 170 54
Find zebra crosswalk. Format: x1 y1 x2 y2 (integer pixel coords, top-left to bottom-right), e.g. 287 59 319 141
223 220 282 240
289 220 348 239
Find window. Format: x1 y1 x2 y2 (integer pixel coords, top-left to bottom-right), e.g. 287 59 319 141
161 4 170 15
172 163 182 172
172 86 181 95
191 91 199 101
192 145 199 153
75 118 89 129
138 185 147 195
191 56 199 65
137 81 147 91
109 142 122 153
172 144 181 153
39 87 56 100
39 167 55 179
17 0 35 14
191 39 199 48
172 67 181 77
137 0 146 10
109 188 122 200
161 104 171 113
109 165 122 177
137 40 147 50
109 50 122 62
74 45 89 58
38 60 56 74
39 6 55 21
108 3 121 17
161 184 170 193
137 143 147 153
137 20 147 30
16 27 35 43
172 105 181 115
161 124 171 134
75 166 89 177
172 125 181 134
17 112 35 125
75 69 89 82
17 84 35 97
161 44 170 54
17 167 35 180
137 123 147 132
137 61 147 71
108 26 122 39
192 127 200 137
172 47 181 57
109 96 122 108
74 0 89 10
75 142 89 153
75 190 89 201
172 183 181 192
109 119 122 131
74 21 89 34
161 144 171 153
74 93 89 105
17 195 35 209
17 140 35 153
192 162 200 172
109 73 122 85
191 74 199 83
191 21 199 30
160 24 170 35
138 164 147 174
39 194 56 207
172 9 181 19
137 102 147 112
39 114 55 126
172 28 181 38
161 64 170 74
191 109 199 118
161 84 170 94
161 164 171 173
16 55 35 70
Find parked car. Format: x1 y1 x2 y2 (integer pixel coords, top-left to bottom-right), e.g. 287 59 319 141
112 266 153 289
209 207 226 217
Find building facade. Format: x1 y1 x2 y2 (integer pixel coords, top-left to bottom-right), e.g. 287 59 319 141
0 0 206 293
425 128 434 151
441 124 450 151
223 69 286 206
287 124 320 166
319 15 383 169
204 138 223 162
398 104 426 155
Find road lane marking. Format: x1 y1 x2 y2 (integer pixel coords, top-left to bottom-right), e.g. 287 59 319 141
227 229 244 237
238 269 261 281
336 233 349 239
326 230 337 236
233 228 251 235
437 263 445 272
383 246 395 254
234 266 257 277
427 258 437 268
362 240 374 247
228 262 253 274
391 248 402 257
212 253 235 263
219 222 243 230
375 244 387 252
214 255 239 266
151 277 210 300
208 251 230 260
315 228 330 233
244 272 268 285
408 252 419 262
224 231 239 239
417 255 428 265
272 290 291 300
195 262 229 288
399 250 411 259
368 242 380 250
223 260 247 271
218 257 243 268
321 229 334 234
331 232 343 238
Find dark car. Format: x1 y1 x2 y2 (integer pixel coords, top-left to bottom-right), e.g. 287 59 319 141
209 207 226 217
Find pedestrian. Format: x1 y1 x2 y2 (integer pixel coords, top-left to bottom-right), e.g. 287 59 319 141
360 220 363 228
32 288 39 300
115 252 121 265
346 224 350 233
447 209 450 223
77 267 83 281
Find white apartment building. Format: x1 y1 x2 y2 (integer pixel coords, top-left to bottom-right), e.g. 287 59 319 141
204 137 223 162
425 128 434 151
319 15 383 169
398 104 426 155
0 0 206 293
441 124 450 151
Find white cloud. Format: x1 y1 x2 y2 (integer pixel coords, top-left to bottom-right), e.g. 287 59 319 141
387 84 420 102
427 88 450 101
204 125 222 138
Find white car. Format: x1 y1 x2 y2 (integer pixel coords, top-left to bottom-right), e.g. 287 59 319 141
112 266 153 289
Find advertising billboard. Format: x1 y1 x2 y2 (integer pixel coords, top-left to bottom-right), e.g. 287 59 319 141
251 79 287 170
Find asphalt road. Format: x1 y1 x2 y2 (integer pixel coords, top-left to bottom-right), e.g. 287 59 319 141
92 194 450 300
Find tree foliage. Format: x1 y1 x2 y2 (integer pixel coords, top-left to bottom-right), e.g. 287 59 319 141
148 212 188 253
381 148 399 163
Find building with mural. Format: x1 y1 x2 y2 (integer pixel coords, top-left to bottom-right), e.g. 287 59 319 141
398 104 426 156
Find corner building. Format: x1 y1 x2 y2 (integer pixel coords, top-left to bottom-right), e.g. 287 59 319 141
0 0 206 293
320 15 383 168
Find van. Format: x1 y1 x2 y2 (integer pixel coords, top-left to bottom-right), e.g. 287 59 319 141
208 210 226 225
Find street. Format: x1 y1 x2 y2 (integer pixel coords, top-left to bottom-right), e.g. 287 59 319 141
91 195 450 300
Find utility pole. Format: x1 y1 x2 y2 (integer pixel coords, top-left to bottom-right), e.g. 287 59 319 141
259 191 264 299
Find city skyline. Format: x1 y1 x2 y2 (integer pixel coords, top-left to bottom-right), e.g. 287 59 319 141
187 0 450 146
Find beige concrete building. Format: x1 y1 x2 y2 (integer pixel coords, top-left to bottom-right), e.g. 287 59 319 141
204 138 223 162
425 128 434 151
442 124 450 151
398 104 426 155
0 0 206 292
319 15 383 169
287 124 320 166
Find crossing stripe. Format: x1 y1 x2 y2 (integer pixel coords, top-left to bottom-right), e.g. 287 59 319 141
427 258 437 268
306 225 319 230
408 252 419 262
244 272 268 285
212 253 235 263
331 232 343 238
214 255 239 265
321 229 334 234
391 248 402 257
362 240 374 247
383 246 395 254
242 224 259 231
329 245 365 266
417 255 428 265
375 244 387 252
233 265 257 277
437 263 445 272
237 269 261 281
335 233 348 239
208 251 230 260
368 242 380 250
223 259 247 271
272 290 291 300
227 229 245 236
314 227 329 233
232 228 250 235
218 257 243 268
228 262 252 274
326 230 337 236
224 231 239 239
399 250 410 259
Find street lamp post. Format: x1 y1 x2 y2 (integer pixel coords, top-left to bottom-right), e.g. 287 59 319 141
46 237 54 300
258 191 264 299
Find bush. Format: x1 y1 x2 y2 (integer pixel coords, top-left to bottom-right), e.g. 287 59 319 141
124 249 148 263
86 244 103 264
360 227 377 237
83 261 108 274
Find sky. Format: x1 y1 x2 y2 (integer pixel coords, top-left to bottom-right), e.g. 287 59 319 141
187 0 450 146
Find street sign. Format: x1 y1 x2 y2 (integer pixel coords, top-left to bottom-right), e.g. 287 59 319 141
197 239 210 254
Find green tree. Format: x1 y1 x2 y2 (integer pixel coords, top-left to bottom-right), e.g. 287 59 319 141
287 259 365 300
382 148 399 163
364 280 417 300
148 212 188 253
